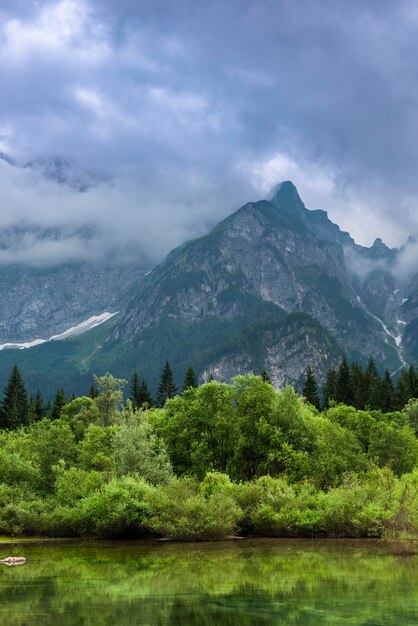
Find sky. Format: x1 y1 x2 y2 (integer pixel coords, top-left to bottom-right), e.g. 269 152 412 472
0 0 418 266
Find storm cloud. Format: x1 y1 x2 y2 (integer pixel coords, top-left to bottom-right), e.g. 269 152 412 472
0 0 417 265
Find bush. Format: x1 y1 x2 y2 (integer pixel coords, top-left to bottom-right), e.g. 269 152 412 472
147 477 242 540
72 477 154 538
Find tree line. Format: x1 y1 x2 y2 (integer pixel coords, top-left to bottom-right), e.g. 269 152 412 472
0 357 416 431
0 370 417 540
302 357 418 412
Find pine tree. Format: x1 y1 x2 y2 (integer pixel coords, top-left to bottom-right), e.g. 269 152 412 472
302 367 320 409
183 367 198 391
130 371 153 409
364 357 381 409
0 365 29 429
31 389 45 421
336 357 353 405
138 379 153 408
407 365 418 398
380 370 395 412
260 368 272 384
157 361 177 407
351 362 366 409
51 388 66 420
395 368 412 409
323 368 338 408
89 384 99 399
130 371 141 408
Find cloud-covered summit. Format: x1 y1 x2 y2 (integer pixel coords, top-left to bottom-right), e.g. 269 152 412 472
0 0 417 265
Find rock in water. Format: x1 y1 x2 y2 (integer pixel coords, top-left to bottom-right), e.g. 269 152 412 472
0 556 26 566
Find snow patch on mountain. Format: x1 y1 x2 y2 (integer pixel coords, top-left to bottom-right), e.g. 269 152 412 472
0 312 118 351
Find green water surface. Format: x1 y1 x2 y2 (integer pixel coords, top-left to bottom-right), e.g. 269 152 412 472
0 539 417 625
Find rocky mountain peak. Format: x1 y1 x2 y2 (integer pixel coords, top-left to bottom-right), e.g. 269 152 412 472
268 180 305 213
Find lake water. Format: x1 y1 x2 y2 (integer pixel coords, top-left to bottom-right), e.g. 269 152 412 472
0 539 417 625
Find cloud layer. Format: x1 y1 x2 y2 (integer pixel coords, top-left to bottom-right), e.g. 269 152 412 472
0 0 418 265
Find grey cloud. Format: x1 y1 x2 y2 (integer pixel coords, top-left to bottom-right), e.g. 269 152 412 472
0 0 417 266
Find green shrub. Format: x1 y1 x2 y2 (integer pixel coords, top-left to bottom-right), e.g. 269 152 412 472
147 477 242 540
72 477 153 538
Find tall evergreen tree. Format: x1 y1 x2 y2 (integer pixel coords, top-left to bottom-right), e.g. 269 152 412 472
260 368 272 384
364 357 381 409
30 389 45 422
51 388 67 420
323 368 338 408
302 367 321 409
157 361 177 407
395 368 412 409
130 372 153 409
89 384 99 399
130 371 142 408
0 365 29 429
336 357 353 405
138 379 153 408
183 367 198 391
351 362 366 409
380 369 395 412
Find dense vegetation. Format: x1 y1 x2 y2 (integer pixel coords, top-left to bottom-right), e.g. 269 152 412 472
0 359 417 541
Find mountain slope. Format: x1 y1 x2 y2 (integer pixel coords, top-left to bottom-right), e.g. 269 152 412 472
0 181 415 395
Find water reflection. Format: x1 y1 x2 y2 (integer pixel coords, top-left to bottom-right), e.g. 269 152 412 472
0 539 417 625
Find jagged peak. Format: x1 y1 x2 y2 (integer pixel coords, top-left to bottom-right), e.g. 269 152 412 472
267 180 305 212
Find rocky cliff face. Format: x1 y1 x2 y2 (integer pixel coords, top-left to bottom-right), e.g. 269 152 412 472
0 224 146 343
110 181 416 385
0 180 415 393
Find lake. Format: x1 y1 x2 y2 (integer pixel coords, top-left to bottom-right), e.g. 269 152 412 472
0 539 417 625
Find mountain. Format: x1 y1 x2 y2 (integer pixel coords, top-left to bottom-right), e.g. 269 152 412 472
0 225 146 344
0 181 416 395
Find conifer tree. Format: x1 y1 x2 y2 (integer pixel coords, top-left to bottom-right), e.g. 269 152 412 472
0 365 29 429
130 371 141 408
407 365 418 398
380 369 395 412
51 388 66 420
31 389 45 422
323 368 338 408
183 367 198 391
336 357 353 405
395 368 412 409
89 384 99 399
351 362 366 409
364 357 381 409
302 367 321 409
138 379 153 408
157 361 177 407
260 368 272 384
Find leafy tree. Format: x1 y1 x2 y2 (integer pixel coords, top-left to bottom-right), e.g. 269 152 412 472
157 361 177 407
112 403 173 484
0 365 29 429
302 367 321 410
183 367 198 390
51 388 67 420
158 381 236 477
232 374 277 480
94 373 127 425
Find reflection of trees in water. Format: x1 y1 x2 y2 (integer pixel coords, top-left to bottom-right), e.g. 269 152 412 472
0 541 417 625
